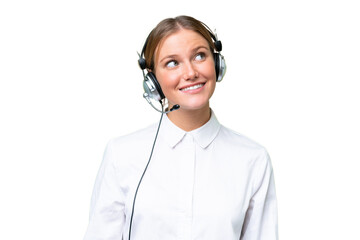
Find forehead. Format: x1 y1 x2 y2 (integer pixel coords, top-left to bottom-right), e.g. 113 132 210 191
155 29 209 59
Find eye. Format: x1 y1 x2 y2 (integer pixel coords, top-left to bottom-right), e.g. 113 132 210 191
166 60 178 68
194 52 206 61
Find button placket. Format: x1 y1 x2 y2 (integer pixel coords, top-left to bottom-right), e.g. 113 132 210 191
177 134 196 239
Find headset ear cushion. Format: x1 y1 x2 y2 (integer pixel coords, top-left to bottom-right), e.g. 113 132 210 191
147 72 165 100
214 53 220 80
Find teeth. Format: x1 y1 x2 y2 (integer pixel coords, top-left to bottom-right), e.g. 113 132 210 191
181 83 204 91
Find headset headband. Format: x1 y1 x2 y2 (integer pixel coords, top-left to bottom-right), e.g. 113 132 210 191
138 25 222 71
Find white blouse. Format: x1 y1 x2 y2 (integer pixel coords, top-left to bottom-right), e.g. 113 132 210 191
84 111 278 240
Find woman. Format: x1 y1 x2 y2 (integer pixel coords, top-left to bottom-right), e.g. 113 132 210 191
84 15 278 240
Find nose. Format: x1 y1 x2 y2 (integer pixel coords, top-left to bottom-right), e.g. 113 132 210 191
182 61 198 81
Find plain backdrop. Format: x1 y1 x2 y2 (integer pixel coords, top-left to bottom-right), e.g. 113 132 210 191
0 0 359 239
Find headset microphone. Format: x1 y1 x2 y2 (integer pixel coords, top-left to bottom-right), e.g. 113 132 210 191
170 104 180 111
143 92 180 113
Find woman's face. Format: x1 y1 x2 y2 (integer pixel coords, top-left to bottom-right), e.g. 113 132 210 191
154 29 216 111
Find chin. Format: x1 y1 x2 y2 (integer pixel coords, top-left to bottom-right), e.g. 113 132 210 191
168 90 214 111
176 99 210 111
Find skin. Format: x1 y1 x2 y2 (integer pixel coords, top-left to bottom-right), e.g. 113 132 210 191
153 28 217 131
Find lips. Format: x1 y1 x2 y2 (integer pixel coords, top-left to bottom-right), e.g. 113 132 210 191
180 83 205 91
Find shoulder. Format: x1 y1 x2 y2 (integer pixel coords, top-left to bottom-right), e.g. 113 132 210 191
111 123 158 148
104 123 158 165
217 124 271 166
218 125 266 151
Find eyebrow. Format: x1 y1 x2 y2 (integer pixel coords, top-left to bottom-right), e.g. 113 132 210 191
159 45 209 63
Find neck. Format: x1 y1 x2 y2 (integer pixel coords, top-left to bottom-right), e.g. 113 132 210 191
166 104 211 132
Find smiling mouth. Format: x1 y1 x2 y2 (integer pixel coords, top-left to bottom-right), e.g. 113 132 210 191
180 83 205 91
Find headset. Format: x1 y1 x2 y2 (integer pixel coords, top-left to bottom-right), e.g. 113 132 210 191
138 25 226 105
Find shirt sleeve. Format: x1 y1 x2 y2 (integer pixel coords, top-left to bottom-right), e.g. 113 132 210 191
240 148 278 240
83 139 126 240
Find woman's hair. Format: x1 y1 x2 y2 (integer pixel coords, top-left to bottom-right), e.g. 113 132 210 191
143 15 215 71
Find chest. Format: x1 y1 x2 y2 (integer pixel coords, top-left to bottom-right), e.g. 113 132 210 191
130 137 254 230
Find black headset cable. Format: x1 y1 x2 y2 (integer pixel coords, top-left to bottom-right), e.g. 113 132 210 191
128 104 165 240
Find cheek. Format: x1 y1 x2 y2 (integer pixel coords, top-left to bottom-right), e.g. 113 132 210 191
205 62 217 79
197 58 217 81
156 71 179 93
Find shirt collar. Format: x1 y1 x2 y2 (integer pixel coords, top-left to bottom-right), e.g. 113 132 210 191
160 110 221 149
